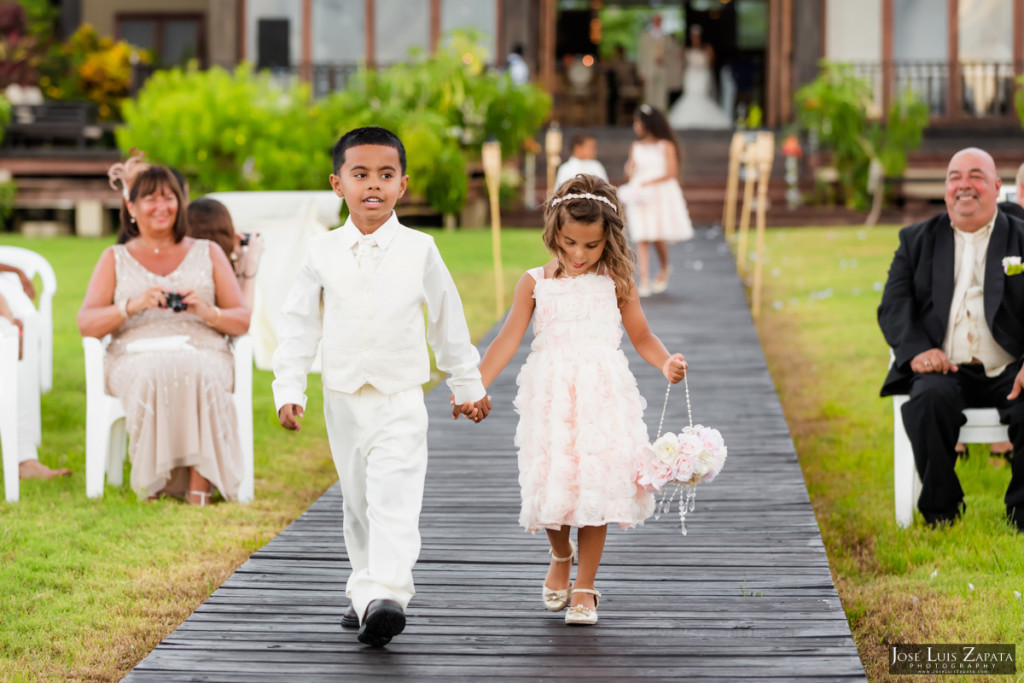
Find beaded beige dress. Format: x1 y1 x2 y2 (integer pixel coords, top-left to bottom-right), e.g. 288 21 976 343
107 239 242 500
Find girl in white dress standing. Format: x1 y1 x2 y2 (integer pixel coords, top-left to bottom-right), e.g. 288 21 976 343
619 104 694 297
460 174 688 625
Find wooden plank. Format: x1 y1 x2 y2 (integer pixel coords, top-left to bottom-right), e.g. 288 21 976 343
125 230 866 681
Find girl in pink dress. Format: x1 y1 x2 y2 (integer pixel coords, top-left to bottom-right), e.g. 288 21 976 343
464 174 688 626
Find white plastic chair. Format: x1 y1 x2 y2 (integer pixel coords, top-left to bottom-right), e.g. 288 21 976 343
0 245 57 394
82 334 254 502
892 397 1007 528
0 321 20 502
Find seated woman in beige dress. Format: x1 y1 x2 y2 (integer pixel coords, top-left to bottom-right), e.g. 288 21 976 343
186 197 265 310
77 160 251 505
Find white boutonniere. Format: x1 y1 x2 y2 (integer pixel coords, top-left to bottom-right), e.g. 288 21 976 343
1003 256 1023 276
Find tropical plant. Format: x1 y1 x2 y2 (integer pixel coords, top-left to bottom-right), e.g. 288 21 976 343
117 63 331 195
39 24 148 120
321 29 550 215
795 62 928 210
0 3 43 88
118 31 550 216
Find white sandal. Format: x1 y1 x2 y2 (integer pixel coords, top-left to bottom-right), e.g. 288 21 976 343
565 588 601 625
542 539 577 611
186 489 210 507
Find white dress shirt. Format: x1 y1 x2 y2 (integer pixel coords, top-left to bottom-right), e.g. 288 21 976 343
943 217 1014 376
555 156 610 190
272 212 485 409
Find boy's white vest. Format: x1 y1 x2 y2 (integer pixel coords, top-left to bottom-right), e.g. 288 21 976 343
309 226 433 395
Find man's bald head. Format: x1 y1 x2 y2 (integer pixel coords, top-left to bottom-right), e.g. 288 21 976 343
945 147 1001 232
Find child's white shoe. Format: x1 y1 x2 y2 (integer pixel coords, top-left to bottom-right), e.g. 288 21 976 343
565 588 601 625
542 539 577 611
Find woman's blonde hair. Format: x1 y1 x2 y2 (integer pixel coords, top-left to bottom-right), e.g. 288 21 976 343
542 174 635 305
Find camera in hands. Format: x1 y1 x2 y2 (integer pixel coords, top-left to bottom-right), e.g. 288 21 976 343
164 292 187 312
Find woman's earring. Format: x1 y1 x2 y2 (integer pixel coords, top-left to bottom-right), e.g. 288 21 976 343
130 215 136 223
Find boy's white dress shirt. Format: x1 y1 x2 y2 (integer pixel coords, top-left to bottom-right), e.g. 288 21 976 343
272 211 485 410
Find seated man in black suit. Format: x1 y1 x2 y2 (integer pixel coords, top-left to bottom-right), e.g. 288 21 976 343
878 147 1024 531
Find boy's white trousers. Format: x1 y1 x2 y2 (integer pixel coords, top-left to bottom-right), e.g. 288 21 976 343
323 384 428 622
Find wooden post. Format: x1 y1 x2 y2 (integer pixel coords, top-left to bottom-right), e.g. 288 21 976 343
545 124 562 196
722 132 745 244
735 135 756 277
482 141 505 318
750 132 775 322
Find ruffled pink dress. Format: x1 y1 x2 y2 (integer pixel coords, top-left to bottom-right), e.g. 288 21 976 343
514 267 655 532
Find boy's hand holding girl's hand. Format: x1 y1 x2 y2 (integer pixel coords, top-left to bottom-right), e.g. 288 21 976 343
662 353 688 383
278 403 304 431
450 394 493 423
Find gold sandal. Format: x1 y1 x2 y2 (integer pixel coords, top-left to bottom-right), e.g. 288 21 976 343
565 588 601 625
542 539 577 611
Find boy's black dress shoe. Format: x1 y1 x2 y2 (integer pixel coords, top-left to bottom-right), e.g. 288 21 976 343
340 604 359 629
357 599 405 647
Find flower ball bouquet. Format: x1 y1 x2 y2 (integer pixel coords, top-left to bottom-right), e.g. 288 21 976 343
635 377 727 534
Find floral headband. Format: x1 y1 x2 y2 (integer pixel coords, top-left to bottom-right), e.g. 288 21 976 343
551 192 616 209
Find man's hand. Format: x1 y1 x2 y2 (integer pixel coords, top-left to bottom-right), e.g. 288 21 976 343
1008 366 1024 401
278 403 304 431
911 349 957 375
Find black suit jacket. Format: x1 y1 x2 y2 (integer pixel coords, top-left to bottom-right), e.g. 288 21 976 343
878 209 1024 396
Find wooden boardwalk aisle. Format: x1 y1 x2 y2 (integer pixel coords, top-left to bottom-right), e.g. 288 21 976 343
127 229 867 681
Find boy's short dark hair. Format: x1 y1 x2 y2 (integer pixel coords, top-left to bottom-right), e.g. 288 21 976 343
332 126 407 175
570 133 595 150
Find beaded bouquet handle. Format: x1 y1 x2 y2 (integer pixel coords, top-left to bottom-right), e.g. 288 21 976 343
639 372 728 535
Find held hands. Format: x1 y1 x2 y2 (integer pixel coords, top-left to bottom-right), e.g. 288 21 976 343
911 349 957 375
662 353 688 383
278 403 304 431
450 394 493 423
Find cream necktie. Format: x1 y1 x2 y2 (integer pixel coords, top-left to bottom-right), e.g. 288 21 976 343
355 234 376 272
950 232 978 325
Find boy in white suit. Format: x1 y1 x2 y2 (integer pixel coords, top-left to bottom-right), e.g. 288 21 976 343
273 126 491 647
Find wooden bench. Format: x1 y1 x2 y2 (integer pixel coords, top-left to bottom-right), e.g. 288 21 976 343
5 102 104 148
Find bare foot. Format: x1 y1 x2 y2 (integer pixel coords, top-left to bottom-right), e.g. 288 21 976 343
19 459 72 480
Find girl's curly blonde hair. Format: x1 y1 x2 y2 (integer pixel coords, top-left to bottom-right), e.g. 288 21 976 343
542 174 636 305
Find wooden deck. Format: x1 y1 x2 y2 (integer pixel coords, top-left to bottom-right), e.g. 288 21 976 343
126 229 866 681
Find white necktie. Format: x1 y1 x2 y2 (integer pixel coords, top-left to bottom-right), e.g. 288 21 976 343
356 235 375 272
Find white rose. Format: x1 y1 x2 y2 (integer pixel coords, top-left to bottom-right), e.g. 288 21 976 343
652 433 680 464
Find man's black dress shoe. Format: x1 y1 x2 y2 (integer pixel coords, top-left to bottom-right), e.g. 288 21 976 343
341 604 359 629
357 599 405 647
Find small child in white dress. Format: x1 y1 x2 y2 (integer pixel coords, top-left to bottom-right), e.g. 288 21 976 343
619 104 694 297
461 174 688 626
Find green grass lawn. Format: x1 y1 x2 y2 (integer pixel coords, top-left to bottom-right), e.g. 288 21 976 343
755 226 1024 682
0 229 549 681
8 225 1023 682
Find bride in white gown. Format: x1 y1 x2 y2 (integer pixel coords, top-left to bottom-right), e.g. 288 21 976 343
668 26 732 130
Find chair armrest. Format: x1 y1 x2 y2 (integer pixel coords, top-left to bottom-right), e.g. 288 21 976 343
82 336 108 401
